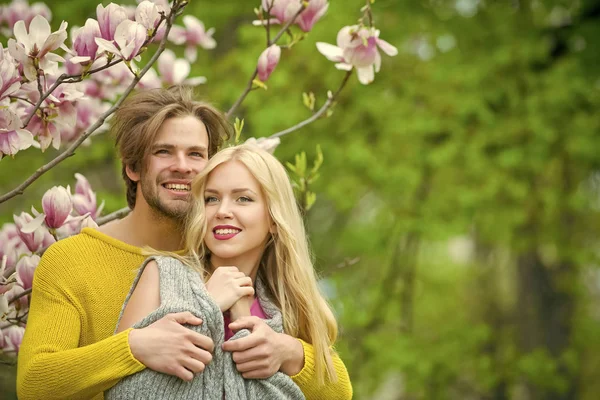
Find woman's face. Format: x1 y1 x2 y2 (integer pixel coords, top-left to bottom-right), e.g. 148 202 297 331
203 160 273 267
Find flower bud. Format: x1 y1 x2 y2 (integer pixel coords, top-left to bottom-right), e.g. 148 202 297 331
16 255 40 291
257 44 281 82
41 186 73 229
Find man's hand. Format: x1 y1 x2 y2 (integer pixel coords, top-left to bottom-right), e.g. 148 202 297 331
205 266 254 312
129 312 215 382
222 316 305 379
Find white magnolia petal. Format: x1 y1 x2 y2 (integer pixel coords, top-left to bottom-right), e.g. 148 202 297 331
334 63 353 71
377 38 398 56
19 213 46 234
184 76 207 86
172 59 191 84
316 42 344 62
356 65 374 85
23 63 37 82
184 46 197 63
13 21 29 50
69 56 92 64
374 50 381 73
95 38 120 55
29 16 52 51
16 129 34 150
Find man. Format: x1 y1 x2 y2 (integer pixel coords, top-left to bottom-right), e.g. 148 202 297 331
17 86 352 399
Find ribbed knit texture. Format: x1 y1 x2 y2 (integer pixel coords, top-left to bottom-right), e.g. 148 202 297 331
16 228 353 400
105 256 305 400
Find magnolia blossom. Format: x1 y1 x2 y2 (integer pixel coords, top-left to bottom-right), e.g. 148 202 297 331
257 44 281 82
96 3 128 41
95 19 147 61
72 173 104 220
0 43 21 101
0 0 52 33
245 136 281 154
135 0 161 32
261 0 302 26
316 25 398 84
41 186 73 229
7 15 67 81
296 0 328 32
157 49 206 86
16 255 39 290
13 211 55 252
70 18 102 65
2 325 25 354
0 296 9 321
0 224 28 272
169 15 216 62
0 108 34 158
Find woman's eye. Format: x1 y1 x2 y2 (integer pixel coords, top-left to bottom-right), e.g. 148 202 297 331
238 196 253 203
204 196 218 203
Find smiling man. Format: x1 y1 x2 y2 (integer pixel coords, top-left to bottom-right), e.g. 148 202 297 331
17 86 352 400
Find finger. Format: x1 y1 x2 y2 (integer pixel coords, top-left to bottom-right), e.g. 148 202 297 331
242 368 276 379
188 332 215 353
186 343 213 365
182 357 206 374
231 346 264 364
235 276 253 287
228 316 261 331
175 366 194 382
222 334 258 352
168 312 202 325
236 286 255 297
235 359 267 373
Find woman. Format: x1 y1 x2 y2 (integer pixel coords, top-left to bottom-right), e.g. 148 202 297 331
105 144 346 399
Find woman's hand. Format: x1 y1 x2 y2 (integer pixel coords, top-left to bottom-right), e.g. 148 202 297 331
205 266 254 312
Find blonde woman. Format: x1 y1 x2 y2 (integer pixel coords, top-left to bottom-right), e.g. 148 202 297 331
105 144 351 399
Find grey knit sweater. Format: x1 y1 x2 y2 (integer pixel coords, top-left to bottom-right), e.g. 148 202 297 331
104 256 305 400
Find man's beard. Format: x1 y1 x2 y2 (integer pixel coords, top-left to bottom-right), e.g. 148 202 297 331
140 174 191 222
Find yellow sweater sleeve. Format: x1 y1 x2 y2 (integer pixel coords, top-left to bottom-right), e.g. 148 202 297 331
291 339 353 400
17 247 145 400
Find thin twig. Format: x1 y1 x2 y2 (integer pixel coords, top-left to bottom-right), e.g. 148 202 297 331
96 206 131 226
9 95 35 106
1 4 184 205
226 5 306 118
8 288 31 305
270 70 352 139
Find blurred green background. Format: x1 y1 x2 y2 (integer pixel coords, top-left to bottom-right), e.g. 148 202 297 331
2 0 600 398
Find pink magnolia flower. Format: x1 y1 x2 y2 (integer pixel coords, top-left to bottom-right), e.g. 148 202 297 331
169 15 216 62
41 186 73 229
0 108 34 158
0 224 28 272
257 44 281 82
316 25 398 85
137 66 162 89
296 0 328 32
72 173 104 220
2 325 25 354
13 211 55 252
96 3 128 41
95 19 147 61
0 0 52 32
261 0 302 26
135 1 161 32
0 43 22 102
16 254 39 290
245 136 281 154
157 49 206 86
7 15 67 81
70 18 102 65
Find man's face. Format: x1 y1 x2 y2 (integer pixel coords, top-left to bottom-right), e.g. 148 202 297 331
130 115 209 221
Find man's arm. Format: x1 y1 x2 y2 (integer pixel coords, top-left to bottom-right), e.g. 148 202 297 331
225 317 353 400
17 262 145 400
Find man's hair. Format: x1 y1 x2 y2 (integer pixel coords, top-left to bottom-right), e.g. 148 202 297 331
112 85 231 209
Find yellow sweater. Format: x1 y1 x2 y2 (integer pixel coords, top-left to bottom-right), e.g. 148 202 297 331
17 228 352 400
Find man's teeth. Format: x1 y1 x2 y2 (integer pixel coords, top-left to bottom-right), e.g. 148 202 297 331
215 229 240 235
164 183 190 191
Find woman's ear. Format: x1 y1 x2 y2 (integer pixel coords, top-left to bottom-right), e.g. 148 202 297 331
269 222 277 234
125 164 140 183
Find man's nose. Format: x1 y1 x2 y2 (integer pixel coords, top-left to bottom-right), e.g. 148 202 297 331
170 153 192 173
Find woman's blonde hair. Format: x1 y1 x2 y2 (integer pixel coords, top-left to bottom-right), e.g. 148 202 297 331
181 144 338 384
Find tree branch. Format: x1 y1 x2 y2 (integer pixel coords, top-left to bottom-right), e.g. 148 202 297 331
96 206 131 226
226 5 306 118
1 4 184 205
270 70 352 139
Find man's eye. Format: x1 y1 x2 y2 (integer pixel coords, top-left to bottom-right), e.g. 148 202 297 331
155 149 169 155
190 152 206 158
